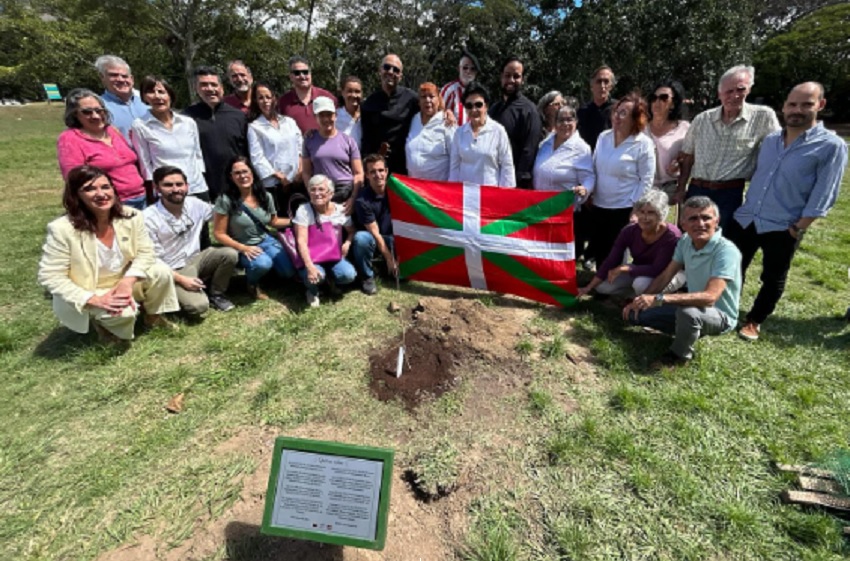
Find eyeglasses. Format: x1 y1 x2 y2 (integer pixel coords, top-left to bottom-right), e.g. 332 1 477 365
614 109 631 118
382 63 402 75
649 93 671 103
460 65 476 72
290 69 310 77
464 101 485 110
79 108 106 117
167 213 195 237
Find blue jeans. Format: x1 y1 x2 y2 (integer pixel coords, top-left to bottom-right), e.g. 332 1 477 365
123 194 147 210
627 305 731 359
685 184 743 235
238 235 296 286
351 231 395 279
298 258 357 296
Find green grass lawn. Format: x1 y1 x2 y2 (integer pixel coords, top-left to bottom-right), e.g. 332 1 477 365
1 104 849 560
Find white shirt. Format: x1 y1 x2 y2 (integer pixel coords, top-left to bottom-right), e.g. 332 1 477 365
449 118 515 187
247 115 303 188
591 130 656 209
130 111 208 195
293 202 352 228
405 111 455 181
533 133 595 202
336 107 362 147
143 197 213 269
96 236 126 277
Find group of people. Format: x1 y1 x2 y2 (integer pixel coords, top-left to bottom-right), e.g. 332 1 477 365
41 51 847 367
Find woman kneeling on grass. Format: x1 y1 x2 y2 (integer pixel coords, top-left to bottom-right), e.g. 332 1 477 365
294 175 357 308
213 157 295 301
38 165 179 342
578 189 685 298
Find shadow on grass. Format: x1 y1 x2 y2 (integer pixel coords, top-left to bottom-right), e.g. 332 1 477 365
224 521 344 561
759 314 850 350
32 326 97 359
399 280 549 311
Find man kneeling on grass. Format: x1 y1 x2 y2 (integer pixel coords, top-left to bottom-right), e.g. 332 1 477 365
143 165 238 315
351 153 398 294
622 196 742 367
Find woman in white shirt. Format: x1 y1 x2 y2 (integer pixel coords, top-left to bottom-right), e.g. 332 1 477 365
449 82 515 187
589 92 656 266
336 76 362 147
247 82 303 214
406 82 455 180
131 76 208 200
533 105 595 203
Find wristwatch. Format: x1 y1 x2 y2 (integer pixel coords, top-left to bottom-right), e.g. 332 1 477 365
790 224 807 234
654 293 665 306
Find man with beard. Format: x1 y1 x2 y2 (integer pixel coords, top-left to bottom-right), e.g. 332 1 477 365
183 66 248 201
361 53 421 175
488 57 542 189
727 82 847 341
278 56 337 134
223 60 253 115
144 166 238 315
440 49 480 126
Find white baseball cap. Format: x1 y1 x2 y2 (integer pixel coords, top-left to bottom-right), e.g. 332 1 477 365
312 96 335 115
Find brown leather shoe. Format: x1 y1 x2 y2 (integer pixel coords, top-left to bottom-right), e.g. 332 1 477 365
248 284 269 300
144 314 178 331
738 321 760 341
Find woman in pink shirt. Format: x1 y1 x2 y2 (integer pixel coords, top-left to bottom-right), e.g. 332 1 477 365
57 89 147 209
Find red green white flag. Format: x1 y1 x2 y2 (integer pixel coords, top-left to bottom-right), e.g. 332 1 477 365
387 174 577 307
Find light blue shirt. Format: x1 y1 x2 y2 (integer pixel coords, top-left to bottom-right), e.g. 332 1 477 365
102 90 149 142
673 228 742 329
734 122 847 233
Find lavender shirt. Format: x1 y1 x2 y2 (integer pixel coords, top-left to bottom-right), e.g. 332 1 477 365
596 222 681 280
303 131 361 185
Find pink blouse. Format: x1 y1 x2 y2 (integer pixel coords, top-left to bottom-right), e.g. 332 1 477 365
57 127 145 201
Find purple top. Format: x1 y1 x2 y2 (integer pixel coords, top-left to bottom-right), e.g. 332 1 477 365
303 131 361 185
596 222 681 280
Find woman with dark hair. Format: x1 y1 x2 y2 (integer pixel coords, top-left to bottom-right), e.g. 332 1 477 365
212 157 295 300
588 92 656 266
336 76 363 146
646 79 690 202
449 82 515 187
247 82 302 212
38 165 178 342
405 82 456 180
57 89 147 209
533 104 594 201
131 76 209 200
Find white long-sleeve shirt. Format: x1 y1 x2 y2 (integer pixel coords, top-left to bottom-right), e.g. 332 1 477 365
533 133 595 203
591 130 655 209
449 118 515 187
406 111 455 181
247 114 302 188
130 111 208 195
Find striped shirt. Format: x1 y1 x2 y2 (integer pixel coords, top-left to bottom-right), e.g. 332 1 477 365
681 103 780 181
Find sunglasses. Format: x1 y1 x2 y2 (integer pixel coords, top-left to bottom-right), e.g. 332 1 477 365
464 101 485 110
79 108 106 116
460 65 476 72
290 69 310 76
649 93 671 102
382 63 402 75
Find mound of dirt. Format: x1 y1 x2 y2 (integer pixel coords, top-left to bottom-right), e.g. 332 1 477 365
368 297 535 409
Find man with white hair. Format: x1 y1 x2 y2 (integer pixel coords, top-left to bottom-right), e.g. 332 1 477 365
223 60 253 115
676 64 780 232
440 49 480 126
94 54 149 142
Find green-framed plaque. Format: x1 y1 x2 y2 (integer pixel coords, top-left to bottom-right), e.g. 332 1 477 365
261 437 394 550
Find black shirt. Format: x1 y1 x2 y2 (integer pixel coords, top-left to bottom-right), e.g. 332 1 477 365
361 87 419 175
354 186 393 237
183 101 248 199
577 98 615 153
488 92 543 189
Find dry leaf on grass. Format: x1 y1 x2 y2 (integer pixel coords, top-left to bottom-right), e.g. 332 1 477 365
165 393 185 414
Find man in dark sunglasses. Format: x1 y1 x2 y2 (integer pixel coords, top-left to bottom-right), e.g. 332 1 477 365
361 54 421 175
278 55 337 134
488 56 542 189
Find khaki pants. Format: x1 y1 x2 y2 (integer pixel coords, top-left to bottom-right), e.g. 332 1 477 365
174 246 239 315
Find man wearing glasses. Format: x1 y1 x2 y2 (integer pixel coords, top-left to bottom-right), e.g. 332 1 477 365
278 56 337 134
677 65 780 232
94 55 149 142
144 165 238 314
361 54 421 175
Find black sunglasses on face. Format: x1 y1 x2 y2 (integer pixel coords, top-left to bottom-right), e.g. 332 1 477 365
464 101 485 110
291 69 310 76
382 63 402 75
650 93 671 102
79 108 106 116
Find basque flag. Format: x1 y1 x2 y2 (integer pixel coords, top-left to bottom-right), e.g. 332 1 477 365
387 175 577 307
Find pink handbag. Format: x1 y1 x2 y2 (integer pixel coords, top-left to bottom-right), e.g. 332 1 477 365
279 198 343 269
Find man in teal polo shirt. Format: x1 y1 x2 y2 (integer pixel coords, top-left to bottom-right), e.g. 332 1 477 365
623 196 742 367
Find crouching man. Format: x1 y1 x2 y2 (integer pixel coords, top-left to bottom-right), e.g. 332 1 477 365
143 165 238 315
622 196 742 367
351 153 398 295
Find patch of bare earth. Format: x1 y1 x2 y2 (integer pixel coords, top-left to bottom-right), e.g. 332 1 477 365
97 295 588 561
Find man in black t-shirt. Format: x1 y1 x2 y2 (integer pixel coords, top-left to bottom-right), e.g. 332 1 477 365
351 154 397 295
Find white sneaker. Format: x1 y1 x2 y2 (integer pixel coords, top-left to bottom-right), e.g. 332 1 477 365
306 290 320 308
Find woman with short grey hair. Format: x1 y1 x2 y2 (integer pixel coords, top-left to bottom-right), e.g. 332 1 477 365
578 189 685 297
537 90 565 136
57 88 147 209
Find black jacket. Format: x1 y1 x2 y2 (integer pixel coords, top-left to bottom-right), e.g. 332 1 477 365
183 101 248 199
